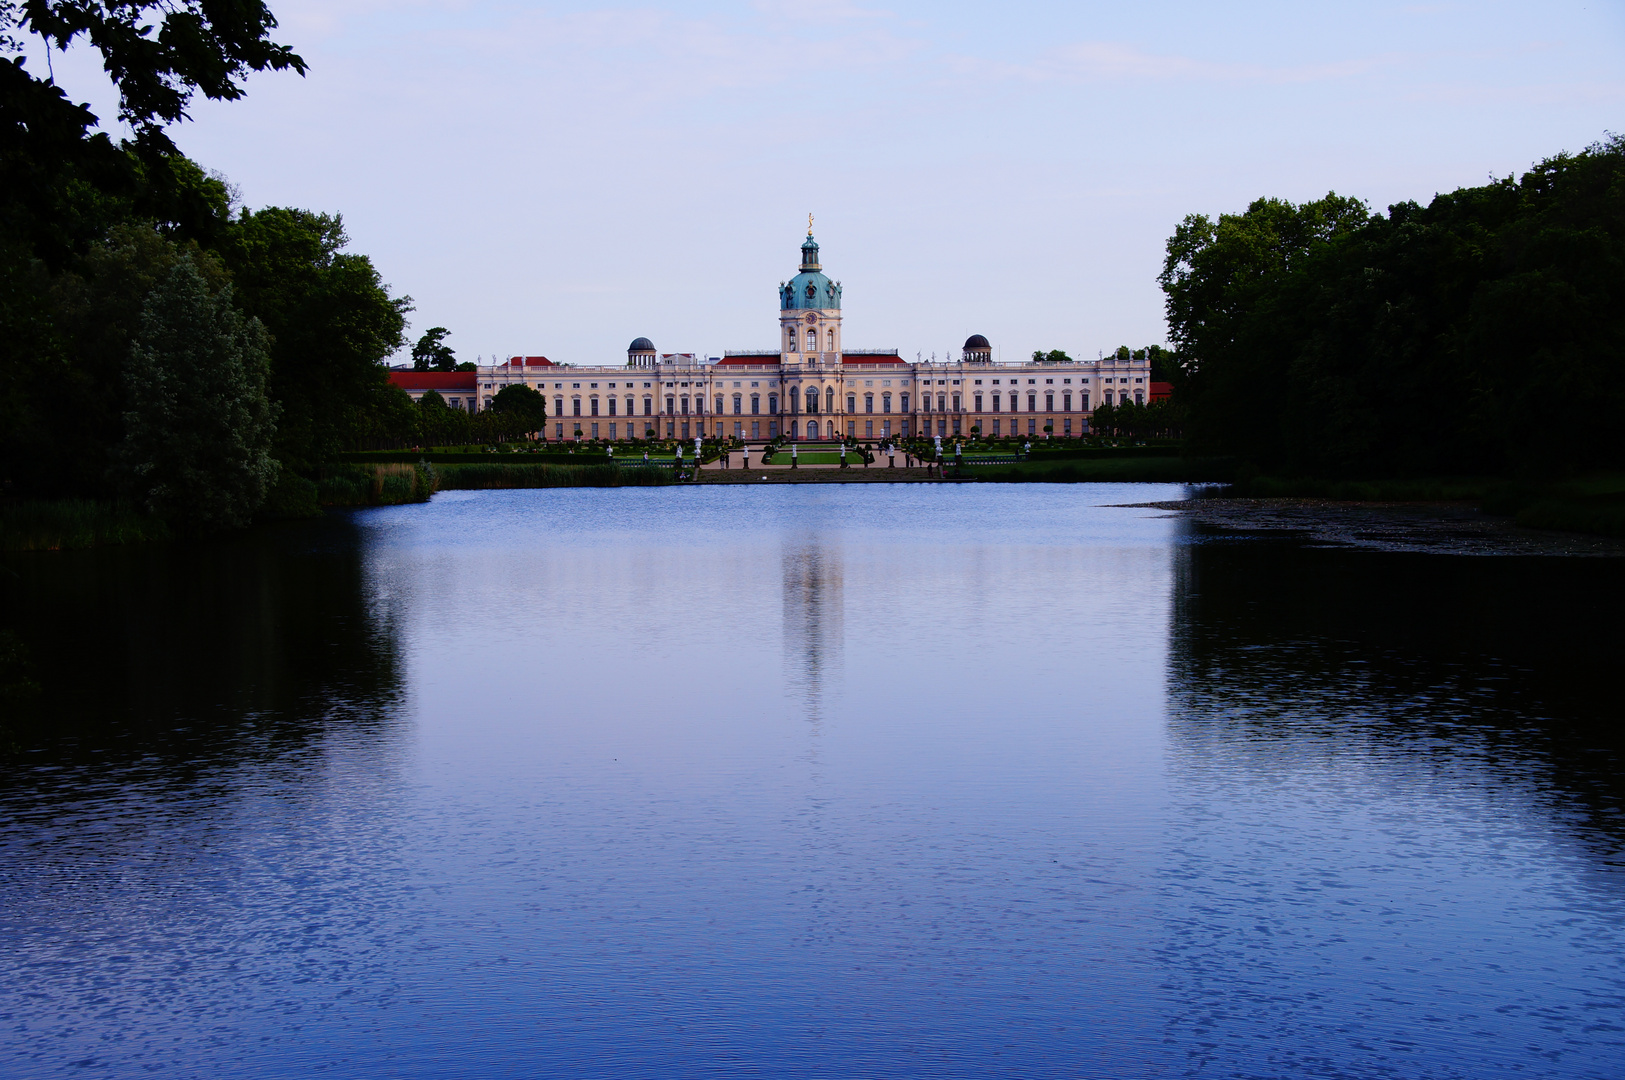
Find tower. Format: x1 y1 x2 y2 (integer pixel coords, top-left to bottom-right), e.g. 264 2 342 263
779 222 842 367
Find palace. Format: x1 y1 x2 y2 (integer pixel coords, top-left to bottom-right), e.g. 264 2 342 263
393 229 1155 442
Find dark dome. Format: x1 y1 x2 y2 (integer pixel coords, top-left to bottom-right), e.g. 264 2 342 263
628 337 655 352
964 334 991 350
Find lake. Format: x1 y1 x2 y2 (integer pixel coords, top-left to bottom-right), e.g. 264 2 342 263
2 484 1622 1078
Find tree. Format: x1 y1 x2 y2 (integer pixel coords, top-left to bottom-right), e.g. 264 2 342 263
411 325 456 371
1157 139 1625 475
220 208 410 469
117 256 278 530
1031 349 1073 363
15 0 306 152
489 383 547 432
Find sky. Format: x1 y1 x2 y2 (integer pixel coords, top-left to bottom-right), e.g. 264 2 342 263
21 1 1625 365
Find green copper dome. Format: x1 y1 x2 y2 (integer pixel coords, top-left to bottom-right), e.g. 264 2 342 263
781 233 842 311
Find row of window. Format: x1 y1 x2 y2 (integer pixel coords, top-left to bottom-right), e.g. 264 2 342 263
787 328 838 352
548 415 1097 442
549 389 1143 418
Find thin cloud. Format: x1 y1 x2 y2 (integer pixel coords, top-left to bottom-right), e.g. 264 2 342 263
975 41 1408 85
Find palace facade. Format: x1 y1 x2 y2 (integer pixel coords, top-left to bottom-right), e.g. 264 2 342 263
399 231 1155 442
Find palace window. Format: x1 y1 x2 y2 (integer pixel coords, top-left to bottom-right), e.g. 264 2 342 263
951 394 960 412
1063 393 1071 412
608 398 617 416
788 331 797 352
554 397 563 416
573 399 581 416
644 397 653 415
665 396 675 414
865 394 873 413
680 396 689 415
882 393 892 413
733 394 742 415
1028 393 1037 411
1081 391 1089 410
900 393 909 411
769 394 778 414
751 395 760 415
1045 393 1053 411
806 329 816 352
937 393 946 411
827 329 835 351
922 394 931 412
974 394 983 412
715 396 724 415
826 388 834 412
847 395 855 413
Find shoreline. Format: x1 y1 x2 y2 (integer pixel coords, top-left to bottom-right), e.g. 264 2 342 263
1131 497 1625 557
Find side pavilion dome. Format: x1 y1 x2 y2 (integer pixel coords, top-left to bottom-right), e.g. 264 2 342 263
964 334 990 350
628 337 655 352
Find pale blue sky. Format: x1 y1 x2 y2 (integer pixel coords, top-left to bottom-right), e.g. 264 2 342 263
30 1 1625 364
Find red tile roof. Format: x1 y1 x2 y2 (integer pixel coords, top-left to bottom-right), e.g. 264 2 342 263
389 371 477 391
842 353 905 365
1150 381 1173 402
504 356 556 367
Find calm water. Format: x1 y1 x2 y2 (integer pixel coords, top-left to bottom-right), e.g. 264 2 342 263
2 485 1622 1079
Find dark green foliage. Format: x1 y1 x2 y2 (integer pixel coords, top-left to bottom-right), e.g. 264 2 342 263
257 470 320 519
1089 399 1184 440
118 256 279 530
435 463 672 489
0 497 170 549
1031 349 1074 363
969 457 1237 483
17 0 306 151
220 208 410 471
317 462 434 507
1161 138 1625 476
489 383 547 431
411 326 456 371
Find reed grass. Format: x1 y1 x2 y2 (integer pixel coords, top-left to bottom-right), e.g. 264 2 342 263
434 463 672 489
0 500 171 551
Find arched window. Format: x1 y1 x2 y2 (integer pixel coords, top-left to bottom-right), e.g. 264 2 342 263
732 394 742 415
807 420 817 438
825 388 834 413
788 387 800 412
806 329 816 352
806 390 817 414
788 330 798 352
826 328 835 351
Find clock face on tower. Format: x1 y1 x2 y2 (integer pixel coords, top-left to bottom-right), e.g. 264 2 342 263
804 313 817 324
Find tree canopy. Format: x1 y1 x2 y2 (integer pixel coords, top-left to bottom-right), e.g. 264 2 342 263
411 326 456 371
1159 138 1625 476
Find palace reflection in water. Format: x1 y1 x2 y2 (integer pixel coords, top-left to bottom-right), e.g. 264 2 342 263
1 487 1621 1079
